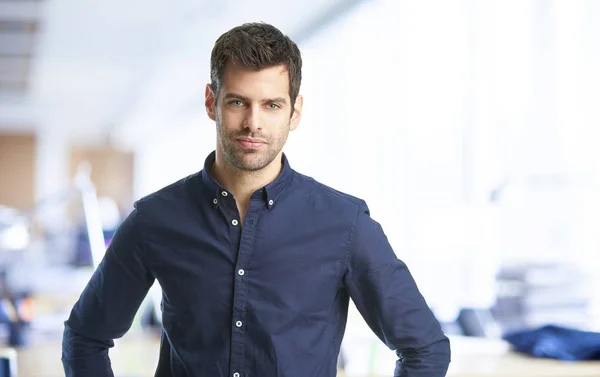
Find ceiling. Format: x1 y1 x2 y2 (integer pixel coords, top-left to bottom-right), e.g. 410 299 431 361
0 0 40 102
0 0 366 145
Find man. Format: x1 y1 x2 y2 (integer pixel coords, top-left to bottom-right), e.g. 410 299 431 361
62 22 451 377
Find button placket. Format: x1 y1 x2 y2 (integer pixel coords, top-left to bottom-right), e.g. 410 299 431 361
229 209 260 377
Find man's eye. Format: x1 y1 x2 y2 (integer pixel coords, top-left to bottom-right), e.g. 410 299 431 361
267 103 280 109
229 100 244 106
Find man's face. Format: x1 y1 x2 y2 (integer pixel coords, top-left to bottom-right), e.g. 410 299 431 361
205 63 302 172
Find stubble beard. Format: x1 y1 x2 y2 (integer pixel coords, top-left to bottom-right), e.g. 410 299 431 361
216 117 289 172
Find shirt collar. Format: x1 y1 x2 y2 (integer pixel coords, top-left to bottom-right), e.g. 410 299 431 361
200 151 293 209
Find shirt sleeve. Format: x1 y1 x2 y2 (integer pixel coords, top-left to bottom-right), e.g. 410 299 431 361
343 204 451 377
62 208 155 377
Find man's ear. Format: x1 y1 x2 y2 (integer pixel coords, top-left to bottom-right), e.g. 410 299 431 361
205 84 217 121
290 95 303 131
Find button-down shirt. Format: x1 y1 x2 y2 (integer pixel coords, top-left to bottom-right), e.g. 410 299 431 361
62 151 451 377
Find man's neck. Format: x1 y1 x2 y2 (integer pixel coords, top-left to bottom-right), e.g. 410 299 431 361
211 153 283 220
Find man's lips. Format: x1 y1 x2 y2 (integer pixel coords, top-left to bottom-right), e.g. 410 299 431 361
237 138 266 149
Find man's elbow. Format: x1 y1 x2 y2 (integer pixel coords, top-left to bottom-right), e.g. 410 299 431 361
62 323 114 360
396 336 451 376
62 323 116 377
429 335 451 366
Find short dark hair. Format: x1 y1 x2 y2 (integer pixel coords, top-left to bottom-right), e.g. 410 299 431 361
210 22 302 112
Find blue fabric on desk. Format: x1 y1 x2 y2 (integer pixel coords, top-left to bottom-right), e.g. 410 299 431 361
503 324 600 361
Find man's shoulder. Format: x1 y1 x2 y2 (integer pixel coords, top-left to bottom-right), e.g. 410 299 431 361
291 171 369 213
134 171 201 211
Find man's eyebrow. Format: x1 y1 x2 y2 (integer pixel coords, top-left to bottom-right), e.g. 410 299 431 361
268 97 288 104
223 92 250 102
223 92 288 104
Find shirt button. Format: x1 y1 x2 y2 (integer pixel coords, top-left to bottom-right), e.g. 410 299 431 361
232 219 239 226
235 321 243 328
212 198 218 205
238 269 245 276
221 191 228 197
268 199 274 206
233 373 240 377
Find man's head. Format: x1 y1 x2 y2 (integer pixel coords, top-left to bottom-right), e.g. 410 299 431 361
205 22 303 172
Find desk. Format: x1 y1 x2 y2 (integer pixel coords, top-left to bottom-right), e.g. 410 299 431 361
446 336 600 377
10 334 600 377
341 335 600 377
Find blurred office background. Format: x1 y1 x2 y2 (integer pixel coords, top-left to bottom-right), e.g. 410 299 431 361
1 0 600 376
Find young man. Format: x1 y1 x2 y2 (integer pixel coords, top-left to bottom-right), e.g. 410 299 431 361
62 22 451 377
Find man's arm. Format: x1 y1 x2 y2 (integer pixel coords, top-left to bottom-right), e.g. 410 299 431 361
343 205 451 377
62 208 155 377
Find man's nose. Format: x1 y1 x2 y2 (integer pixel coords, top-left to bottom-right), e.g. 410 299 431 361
243 104 261 131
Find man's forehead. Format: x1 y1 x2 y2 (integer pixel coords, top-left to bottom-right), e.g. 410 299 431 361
220 64 290 99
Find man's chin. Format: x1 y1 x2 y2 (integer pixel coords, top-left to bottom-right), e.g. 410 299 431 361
229 154 269 172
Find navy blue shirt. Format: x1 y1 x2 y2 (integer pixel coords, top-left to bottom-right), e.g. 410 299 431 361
62 152 450 377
